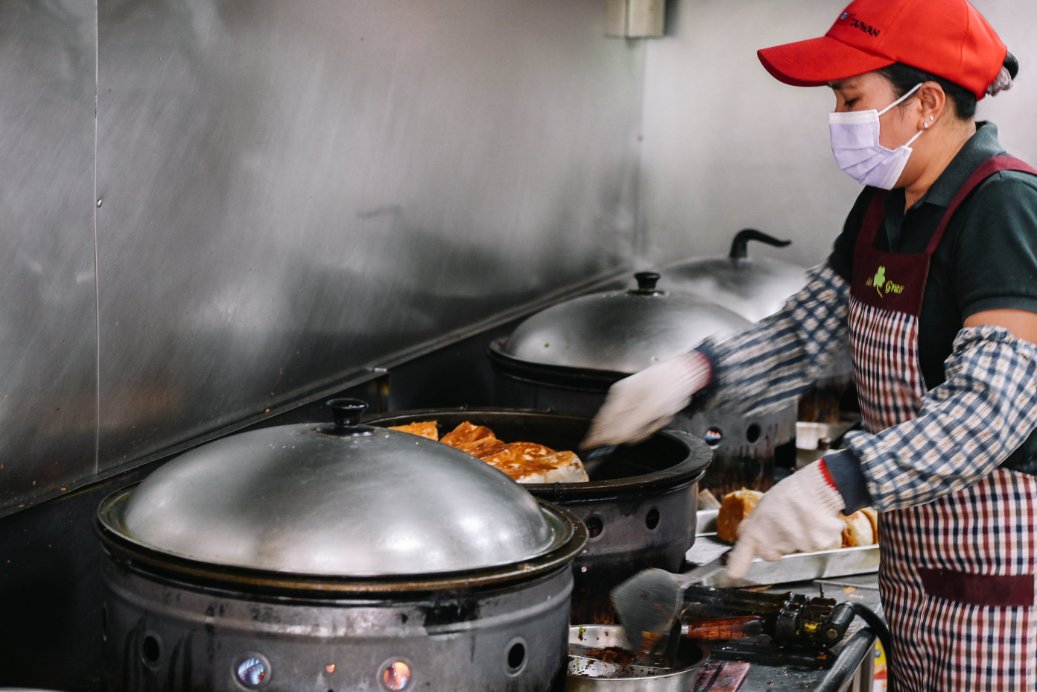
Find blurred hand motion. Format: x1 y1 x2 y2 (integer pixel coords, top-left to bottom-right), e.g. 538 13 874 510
582 351 711 448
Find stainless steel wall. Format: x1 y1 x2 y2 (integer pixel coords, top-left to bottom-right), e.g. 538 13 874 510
2 0 645 516
640 0 1037 269
0 0 98 513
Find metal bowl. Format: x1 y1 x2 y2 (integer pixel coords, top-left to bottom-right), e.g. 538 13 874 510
486 268 795 497
99 399 569 578
567 625 703 690
495 271 750 375
658 229 808 323
96 400 589 691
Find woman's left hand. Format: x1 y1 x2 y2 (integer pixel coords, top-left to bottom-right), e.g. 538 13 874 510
726 461 846 579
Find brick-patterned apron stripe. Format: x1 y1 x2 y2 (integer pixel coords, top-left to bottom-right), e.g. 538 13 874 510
848 155 1037 690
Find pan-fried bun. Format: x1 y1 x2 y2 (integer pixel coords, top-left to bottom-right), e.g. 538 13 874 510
389 421 439 441
716 489 763 544
482 445 589 483
440 421 496 447
840 509 877 547
454 436 507 458
395 419 590 483
861 507 879 544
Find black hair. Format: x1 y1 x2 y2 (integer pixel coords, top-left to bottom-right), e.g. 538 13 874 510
877 51 1019 121
877 64 977 119
1006 51 1021 79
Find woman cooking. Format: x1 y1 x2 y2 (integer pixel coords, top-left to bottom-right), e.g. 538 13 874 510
584 0 1037 688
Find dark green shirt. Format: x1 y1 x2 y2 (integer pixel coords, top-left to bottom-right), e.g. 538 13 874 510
828 122 1037 473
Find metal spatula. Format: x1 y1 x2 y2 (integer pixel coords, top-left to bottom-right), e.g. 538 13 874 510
581 445 618 476
610 550 731 653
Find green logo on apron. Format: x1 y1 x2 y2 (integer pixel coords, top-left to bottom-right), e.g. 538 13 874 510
866 265 905 297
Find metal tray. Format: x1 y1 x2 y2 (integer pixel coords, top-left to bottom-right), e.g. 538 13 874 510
566 624 703 690
686 509 879 587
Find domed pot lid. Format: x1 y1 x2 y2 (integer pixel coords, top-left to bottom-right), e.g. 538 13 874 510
660 229 809 323
99 399 566 577
497 271 750 374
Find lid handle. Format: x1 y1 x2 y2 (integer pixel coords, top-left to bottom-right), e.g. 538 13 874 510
323 398 374 436
630 271 663 295
729 229 791 260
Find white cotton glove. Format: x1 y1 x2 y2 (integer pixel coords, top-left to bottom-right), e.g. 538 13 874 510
582 351 711 448
726 460 845 580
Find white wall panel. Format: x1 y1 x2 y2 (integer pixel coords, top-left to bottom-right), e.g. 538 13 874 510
642 0 1037 269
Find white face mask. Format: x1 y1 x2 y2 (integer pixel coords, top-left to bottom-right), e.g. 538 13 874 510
829 83 925 189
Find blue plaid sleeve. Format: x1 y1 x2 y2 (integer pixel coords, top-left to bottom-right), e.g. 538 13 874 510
695 263 851 415
844 326 1037 511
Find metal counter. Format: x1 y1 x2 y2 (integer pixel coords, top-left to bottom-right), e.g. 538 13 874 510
711 573 882 692
565 572 884 690
682 509 884 689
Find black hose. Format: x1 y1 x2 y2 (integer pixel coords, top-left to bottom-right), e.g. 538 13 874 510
849 602 894 692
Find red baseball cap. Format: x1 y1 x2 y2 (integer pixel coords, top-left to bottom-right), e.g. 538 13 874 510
757 0 1006 99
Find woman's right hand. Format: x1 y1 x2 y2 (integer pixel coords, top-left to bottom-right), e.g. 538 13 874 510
581 351 712 448
726 460 846 580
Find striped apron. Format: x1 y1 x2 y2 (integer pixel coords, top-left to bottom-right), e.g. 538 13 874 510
848 156 1037 690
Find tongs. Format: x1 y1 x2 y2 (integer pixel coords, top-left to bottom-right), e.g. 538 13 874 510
610 550 731 654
